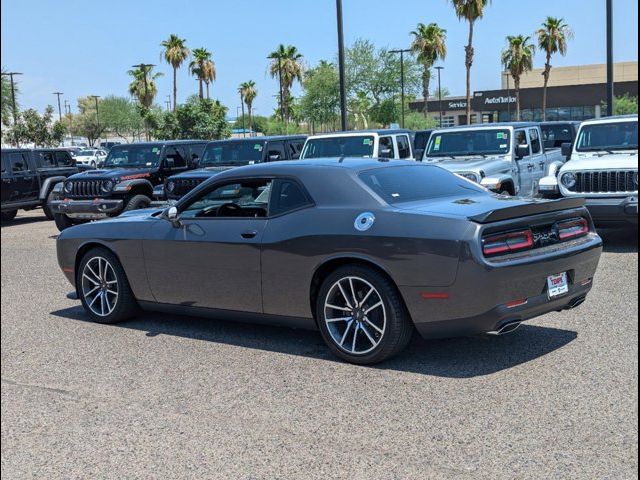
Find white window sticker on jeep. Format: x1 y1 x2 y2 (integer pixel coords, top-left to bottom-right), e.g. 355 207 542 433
500 144 507 149
433 136 441 150
496 132 504 139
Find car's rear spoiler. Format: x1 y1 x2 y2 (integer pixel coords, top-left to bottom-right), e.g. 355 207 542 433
469 197 586 224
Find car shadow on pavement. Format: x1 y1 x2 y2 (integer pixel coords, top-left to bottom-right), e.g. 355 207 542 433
52 305 577 378
598 227 638 253
1 214 49 228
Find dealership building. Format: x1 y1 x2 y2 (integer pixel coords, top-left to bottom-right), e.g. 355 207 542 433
409 61 638 126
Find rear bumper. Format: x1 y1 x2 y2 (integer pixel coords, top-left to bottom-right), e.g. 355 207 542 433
585 196 637 226
400 233 602 339
49 198 124 219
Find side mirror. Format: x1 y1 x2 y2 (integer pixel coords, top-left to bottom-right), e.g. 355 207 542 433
515 144 529 159
561 142 573 159
379 147 393 159
165 206 181 228
414 148 424 160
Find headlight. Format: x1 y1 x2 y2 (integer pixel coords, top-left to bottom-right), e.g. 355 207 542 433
458 172 479 183
64 181 73 193
561 172 577 189
101 180 114 192
166 181 175 193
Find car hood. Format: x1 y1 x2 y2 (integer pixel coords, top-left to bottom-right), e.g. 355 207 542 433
170 166 235 179
561 152 638 172
424 155 508 172
66 167 155 182
396 193 585 223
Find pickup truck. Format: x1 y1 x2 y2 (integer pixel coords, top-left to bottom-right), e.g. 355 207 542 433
301 130 414 161
1 148 78 221
422 122 564 197
539 115 637 227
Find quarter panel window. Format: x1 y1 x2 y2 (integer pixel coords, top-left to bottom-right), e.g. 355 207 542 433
165 146 187 168
514 130 530 157
529 129 541 154
55 151 73 166
378 136 394 158
269 179 311 216
10 153 29 172
396 135 411 159
40 152 56 167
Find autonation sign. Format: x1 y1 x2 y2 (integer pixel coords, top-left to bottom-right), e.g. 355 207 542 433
473 91 517 110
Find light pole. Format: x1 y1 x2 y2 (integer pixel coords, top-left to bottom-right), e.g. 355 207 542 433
390 48 411 128
90 95 101 146
64 100 73 144
53 92 64 122
336 0 348 131
606 0 614 116
435 66 444 127
504 72 511 121
166 94 172 111
1 72 22 127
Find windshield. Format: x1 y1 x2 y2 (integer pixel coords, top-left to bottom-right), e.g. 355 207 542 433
301 136 375 159
359 165 484 204
103 145 162 168
76 151 94 156
200 141 265 166
576 121 638 152
426 129 511 156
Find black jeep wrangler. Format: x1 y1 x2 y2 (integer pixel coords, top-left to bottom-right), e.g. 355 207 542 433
1 148 79 222
158 135 307 201
49 140 207 231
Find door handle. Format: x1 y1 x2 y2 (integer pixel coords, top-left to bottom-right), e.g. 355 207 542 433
241 230 258 239
527 164 534 171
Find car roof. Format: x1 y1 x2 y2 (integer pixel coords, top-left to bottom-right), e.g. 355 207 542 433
580 114 638 125
112 140 208 148
307 129 412 139
205 135 307 144
434 122 539 133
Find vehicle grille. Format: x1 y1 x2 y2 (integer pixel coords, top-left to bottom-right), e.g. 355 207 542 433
573 170 637 194
67 180 103 198
170 178 205 198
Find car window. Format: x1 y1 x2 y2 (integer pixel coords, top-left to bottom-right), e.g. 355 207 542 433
40 151 56 167
541 125 574 147
1 153 9 173
266 142 286 161
55 151 73 166
514 130 530 157
180 178 272 219
164 146 187 168
269 179 311 216
10 153 29 172
378 136 394 158
396 135 411 159
186 143 207 163
287 140 304 159
301 135 375 158
529 129 541 154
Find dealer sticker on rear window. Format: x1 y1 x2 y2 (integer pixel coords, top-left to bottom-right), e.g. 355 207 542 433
363 138 372 146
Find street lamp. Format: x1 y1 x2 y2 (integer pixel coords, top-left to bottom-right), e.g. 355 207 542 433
53 92 64 122
503 72 511 121
336 0 348 131
435 66 444 127
390 48 411 129
606 0 614 116
1 72 22 127
89 95 101 147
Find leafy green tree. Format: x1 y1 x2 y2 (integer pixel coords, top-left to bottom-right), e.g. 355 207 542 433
299 61 340 132
74 97 106 146
602 94 639 115
502 35 535 121
369 97 399 127
410 23 447 116
404 111 438 130
190 48 214 99
154 96 229 140
99 95 145 141
264 117 302 136
10 106 63 147
128 66 162 108
268 44 304 122
239 81 257 132
161 34 190 111
536 17 573 120
233 114 268 134
451 0 490 123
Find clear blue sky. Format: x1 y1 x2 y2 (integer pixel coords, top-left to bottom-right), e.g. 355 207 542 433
1 0 638 118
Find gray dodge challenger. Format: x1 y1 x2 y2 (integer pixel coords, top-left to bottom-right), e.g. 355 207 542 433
56 158 603 364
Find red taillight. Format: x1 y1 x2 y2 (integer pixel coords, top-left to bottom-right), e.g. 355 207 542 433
482 229 534 256
557 217 589 240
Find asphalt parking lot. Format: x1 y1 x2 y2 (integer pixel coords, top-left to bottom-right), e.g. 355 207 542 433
1 210 637 479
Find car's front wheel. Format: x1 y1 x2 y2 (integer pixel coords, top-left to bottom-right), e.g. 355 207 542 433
316 265 413 365
78 248 138 323
123 194 151 212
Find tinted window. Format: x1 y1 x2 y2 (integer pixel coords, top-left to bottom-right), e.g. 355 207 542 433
576 121 638 151
1 153 10 173
529 129 541 154
40 151 56 167
181 179 271 219
55 151 73 166
200 141 265 166
270 179 311 216
185 143 207 163
10 153 28 172
164 146 186 168
378 136 394 157
541 124 574 147
427 129 511 156
396 135 411 159
359 165 484 204
301 136 375 159
266 142 286 161
103 145 163 168
413 131 432 151
288 140 304 159
514 130 530 157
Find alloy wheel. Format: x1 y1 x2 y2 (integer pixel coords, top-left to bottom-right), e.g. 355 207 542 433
81 256 119 317
323 276 387 355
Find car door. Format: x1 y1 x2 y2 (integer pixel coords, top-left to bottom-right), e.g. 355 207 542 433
11 152 38 202
1 152 13 205
143 177 272 312
514 129 533 195
528 128 546 187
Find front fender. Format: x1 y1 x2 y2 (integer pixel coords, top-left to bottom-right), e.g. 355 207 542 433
113 179 154 196
39 176 68 200
480 174 514 192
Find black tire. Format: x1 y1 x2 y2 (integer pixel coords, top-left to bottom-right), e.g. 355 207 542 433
43 192 56 220
54 213 76 231
77 247 138 324
123 194 151 212
90 161 96 169
315 265 413 365
1 210 18 222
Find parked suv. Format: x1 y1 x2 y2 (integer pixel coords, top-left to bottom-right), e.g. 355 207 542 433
301 130 414 160
159 135 307 201
48 140 207 230
1 148 78 222
423 123 564 196
539 115 638 227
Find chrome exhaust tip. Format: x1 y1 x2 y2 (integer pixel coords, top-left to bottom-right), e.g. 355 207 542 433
487 321 522 336
565 295 586 310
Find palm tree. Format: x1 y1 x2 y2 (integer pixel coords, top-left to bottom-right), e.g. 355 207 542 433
536 17 573 120
239 81 257 133
502 35 535 121
160 34 190 111
190 48 213 99
451 0 490 124
127 65 162 108
202 58 216 99
268 44 304 122
410 22 447 117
